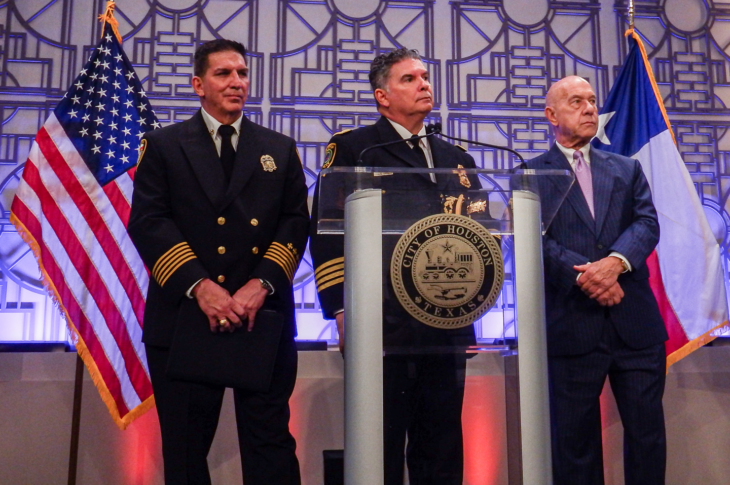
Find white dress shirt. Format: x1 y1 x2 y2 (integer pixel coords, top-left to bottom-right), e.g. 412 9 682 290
200 107 243 156
387 118 437 183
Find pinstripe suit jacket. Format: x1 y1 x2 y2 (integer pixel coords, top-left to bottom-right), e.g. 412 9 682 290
527 144 667 356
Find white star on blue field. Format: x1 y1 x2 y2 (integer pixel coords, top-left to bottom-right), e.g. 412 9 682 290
55 25 160 186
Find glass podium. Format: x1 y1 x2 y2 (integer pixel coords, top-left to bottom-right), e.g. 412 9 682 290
316 166 574 485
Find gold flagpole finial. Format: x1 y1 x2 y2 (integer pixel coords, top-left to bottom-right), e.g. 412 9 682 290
628 0 635 31
98 0 122 43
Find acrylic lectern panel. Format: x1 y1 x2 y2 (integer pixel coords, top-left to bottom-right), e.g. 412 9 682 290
314 166 573 485
316 167 572 235
315 167 574 350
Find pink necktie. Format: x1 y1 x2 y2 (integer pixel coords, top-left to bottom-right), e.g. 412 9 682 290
573 150 594 218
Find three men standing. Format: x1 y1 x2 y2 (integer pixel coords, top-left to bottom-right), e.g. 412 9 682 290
128 39 308 485
129 35 666 485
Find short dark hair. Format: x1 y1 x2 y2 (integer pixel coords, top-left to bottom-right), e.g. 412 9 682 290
368 48 422 92
194 39 247 77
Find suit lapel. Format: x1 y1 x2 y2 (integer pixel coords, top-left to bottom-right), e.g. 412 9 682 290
181 111 227 208
543 144 596 234
374 117 433 183
220 116 260 210
589 147 614 237
429 137 461 189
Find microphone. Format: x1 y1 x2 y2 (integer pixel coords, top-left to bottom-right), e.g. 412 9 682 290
356 130 438 166
425 123 525 165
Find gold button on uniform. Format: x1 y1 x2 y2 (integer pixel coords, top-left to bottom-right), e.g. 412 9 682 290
217 275 225 283
250 218 258 226
217 217 226 225
252 247 259 254
218 246 226 254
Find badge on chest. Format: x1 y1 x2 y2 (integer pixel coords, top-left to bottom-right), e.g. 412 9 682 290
260 155 277 172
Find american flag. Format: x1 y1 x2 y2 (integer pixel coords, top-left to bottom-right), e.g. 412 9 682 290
10 23 158 429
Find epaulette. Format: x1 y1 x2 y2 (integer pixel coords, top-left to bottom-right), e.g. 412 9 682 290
456 144 467 152
333 128 353 136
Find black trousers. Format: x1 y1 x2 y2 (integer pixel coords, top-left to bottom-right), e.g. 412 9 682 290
145 332 300 485
549 322 666 485
383 353 467 485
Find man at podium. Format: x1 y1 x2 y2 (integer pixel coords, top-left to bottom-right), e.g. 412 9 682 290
310 48 484 485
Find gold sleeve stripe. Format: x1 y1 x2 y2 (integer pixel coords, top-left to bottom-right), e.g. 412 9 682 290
314 257 344 279
158 254 197 287
264 251 294 279
315 263 344 284
318 276 344 293
270 242 299 264
152 242 187 278
268 242 299 272
153 247 194 283
264 252 295 282
155 248 195 285
269 242 298 264
265 245 297 278
316 270 344 288
153 246 196 285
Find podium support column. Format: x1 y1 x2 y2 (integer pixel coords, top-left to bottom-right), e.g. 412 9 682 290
512 190 553 485
343 189 384 485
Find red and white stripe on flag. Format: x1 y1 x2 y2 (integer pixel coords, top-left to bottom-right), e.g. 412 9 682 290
9 21 160 429
595 30 730 368
10 113 154 429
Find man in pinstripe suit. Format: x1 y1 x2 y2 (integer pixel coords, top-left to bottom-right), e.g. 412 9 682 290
526 76 667 485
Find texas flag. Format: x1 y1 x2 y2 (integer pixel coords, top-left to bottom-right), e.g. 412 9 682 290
593 30 729 367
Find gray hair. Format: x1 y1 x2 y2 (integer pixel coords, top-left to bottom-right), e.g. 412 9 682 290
368 48 422 92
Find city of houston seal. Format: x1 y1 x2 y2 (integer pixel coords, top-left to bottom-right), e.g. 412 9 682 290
391 214 504 329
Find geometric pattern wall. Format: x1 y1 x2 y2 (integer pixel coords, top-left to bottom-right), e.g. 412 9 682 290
1 0 729 342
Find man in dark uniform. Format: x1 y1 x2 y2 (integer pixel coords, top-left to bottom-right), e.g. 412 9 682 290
128 39 308 485
309 48 486 485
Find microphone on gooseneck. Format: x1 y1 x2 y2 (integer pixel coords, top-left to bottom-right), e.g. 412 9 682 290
425 122 525 165
356 130 439 167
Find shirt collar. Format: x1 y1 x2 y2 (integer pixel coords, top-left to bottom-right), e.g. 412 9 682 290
556 141 591 167
200 107 243 137
386 118 427 141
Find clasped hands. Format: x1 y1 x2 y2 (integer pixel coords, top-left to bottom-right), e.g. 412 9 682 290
573 256 625 307
192 278 268 333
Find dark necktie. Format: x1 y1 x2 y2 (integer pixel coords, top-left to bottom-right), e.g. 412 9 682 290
218 125 236 181
410 134 437 183
409 135 428 166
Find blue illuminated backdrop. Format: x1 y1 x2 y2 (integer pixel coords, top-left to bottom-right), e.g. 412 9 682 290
0 0 728 342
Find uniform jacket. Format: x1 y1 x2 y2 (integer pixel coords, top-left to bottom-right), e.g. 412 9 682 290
128 110 309 347
527 143 667 356
309 116 487 348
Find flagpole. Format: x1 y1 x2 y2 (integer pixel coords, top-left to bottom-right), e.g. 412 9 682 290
628 0 635 30
67 354 84 485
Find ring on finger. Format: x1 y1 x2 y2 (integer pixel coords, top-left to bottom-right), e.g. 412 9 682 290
218 318 229 326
